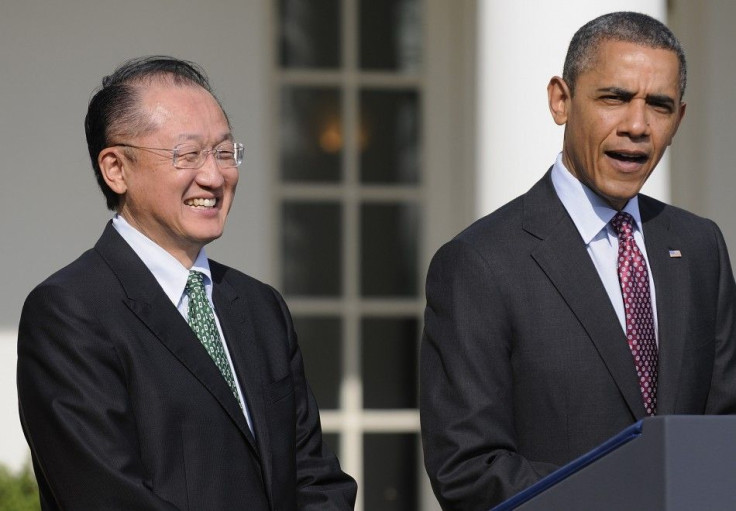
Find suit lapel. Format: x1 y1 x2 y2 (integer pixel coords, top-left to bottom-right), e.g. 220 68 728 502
524 174 647 419
211 270 274 493
94 223 258 452
639 196 689 414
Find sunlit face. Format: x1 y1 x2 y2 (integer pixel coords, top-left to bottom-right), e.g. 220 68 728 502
548 40 686 209
101 82 238 266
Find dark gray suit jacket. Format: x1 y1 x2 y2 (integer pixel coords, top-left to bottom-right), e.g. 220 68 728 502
420 171 736 510
18 223 356 510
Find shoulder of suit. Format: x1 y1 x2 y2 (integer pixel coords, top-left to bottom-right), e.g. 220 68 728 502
208 259 281 296
639 193 718 228
453 171 561 245
35 247 107 289
23 246 117 312
455 195 525 242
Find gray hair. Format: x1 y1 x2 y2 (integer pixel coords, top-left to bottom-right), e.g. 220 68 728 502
562 12 687 99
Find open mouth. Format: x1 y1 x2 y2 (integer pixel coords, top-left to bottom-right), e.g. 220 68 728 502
185 198 217 208
605 151 648 164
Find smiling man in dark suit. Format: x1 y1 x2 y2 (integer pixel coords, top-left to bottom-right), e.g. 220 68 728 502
17 56 356 511
420 12 736 510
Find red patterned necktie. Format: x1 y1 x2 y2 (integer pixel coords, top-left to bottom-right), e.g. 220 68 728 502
611 211 658 416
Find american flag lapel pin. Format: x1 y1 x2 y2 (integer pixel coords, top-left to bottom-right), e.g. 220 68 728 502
669 250 682 258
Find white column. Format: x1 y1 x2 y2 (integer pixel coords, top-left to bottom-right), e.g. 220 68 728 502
476 0 668 217
0 330 27 471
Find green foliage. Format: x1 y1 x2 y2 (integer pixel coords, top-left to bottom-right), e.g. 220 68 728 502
0 463 40 511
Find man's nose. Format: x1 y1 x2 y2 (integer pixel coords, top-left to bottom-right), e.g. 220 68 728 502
196 152 226 186
620 99 651 139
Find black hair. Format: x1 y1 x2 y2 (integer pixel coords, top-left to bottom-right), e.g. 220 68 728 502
84 56 226 210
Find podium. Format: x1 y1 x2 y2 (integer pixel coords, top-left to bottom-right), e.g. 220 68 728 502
492 416 736 510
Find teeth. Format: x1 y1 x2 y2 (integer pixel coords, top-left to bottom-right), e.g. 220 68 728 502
186 198 217 207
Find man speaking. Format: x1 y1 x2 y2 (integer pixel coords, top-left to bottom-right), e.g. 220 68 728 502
420 12 736 510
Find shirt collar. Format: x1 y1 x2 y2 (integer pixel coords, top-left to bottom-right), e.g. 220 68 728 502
550 153 643 243
112 214 212 306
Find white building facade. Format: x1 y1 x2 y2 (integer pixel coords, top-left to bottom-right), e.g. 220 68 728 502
1 1 734 509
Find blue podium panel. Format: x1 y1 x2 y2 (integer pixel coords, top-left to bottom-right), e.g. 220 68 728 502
493 416 736 511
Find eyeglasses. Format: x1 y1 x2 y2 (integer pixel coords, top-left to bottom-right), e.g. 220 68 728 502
112 142 244 169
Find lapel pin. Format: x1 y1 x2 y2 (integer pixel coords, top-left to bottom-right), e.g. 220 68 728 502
669 250 682 258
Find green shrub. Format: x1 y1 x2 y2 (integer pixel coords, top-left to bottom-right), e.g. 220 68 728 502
0 463 40 511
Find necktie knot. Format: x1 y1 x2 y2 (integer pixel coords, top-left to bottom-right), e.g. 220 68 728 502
186 270 206 295
611 211 636 239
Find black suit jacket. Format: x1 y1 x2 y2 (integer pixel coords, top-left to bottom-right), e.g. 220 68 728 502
17 223 357 510
420 171 736 510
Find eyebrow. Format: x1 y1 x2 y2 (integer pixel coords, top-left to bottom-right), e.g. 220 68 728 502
597 87 676 109
175 133 234 145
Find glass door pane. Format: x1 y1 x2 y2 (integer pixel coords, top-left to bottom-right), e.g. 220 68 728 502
360 202 419 297
281 201 343 296
279 0 342 69
360 89 420 184
359 0 421 72
361 317 419 409
281 87 343 182
364 433 419 510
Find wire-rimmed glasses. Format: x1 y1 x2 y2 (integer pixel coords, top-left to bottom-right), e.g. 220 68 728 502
112 142 244 169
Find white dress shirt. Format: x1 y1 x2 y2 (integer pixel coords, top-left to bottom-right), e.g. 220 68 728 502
112 214 255 432
550 153 659 343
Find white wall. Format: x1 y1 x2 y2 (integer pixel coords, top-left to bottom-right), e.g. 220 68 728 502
0 330 25 470
476 0 667 217
0 0 271 471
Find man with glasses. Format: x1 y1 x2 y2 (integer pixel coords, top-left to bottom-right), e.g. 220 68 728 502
17 56 357 511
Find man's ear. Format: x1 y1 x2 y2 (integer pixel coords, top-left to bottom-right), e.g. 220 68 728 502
547 76 571 126
98 147 128 195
